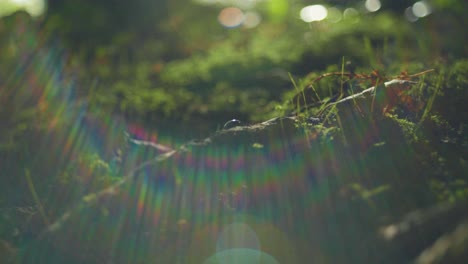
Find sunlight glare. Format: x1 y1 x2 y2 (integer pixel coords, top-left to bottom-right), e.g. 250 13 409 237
300 5 328 23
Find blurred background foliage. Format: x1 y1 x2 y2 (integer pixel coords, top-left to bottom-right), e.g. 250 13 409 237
1 0 466 126
0 0 467 262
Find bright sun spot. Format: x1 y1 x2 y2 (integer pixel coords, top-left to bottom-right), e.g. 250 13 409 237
300 5 328 23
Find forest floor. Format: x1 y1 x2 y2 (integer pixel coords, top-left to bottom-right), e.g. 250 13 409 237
2 63 466 263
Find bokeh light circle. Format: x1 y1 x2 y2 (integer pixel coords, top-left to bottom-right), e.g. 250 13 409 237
326 7 342 23
204 248 280 264
243 11 261 28
343 8 360 23
216 222 260 253
218 7 245 28
300 5 328 22
412 1 431 18
365 0 381 12
405 7 419 22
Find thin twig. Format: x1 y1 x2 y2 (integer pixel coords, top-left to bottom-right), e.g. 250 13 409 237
318 79 417 115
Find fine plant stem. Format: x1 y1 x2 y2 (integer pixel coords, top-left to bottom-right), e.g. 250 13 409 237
419 71 442 125
25 169 50 226
337 57 347 144
309 83 321 103
340 57 345 95
289 72 308 116
408 69 434 78
335 109 348 145
370 79 383 113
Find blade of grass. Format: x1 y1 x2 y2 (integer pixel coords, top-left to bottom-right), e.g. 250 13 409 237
419 71 442 125
25 169 50 226
341 56 346 95
289 72 308 116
